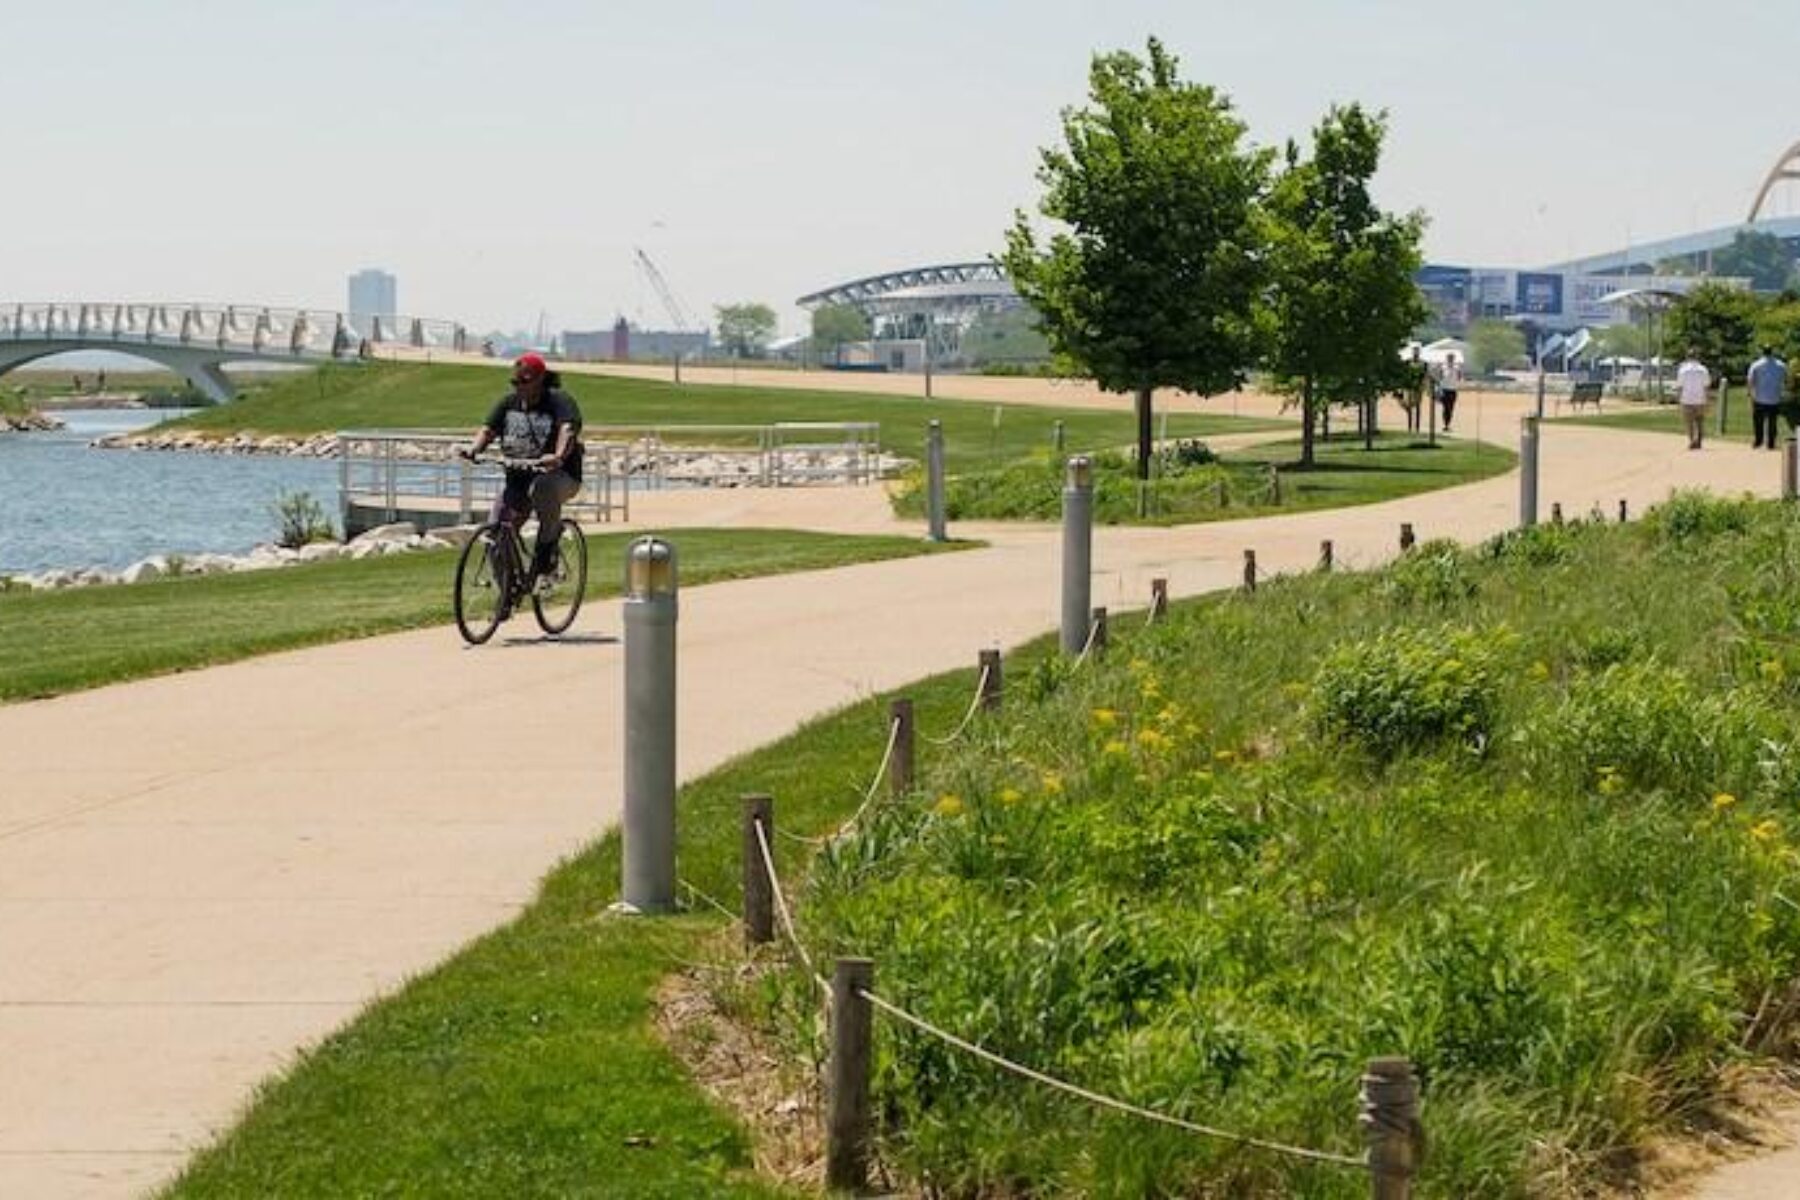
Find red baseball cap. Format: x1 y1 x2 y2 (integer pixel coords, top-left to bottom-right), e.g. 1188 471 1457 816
513 352 548 381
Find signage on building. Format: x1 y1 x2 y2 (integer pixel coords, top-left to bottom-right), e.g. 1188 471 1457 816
1515 272 1564 316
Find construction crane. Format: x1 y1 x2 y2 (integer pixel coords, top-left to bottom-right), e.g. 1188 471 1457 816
633 247 697 334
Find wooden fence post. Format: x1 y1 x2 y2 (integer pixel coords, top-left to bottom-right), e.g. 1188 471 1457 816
826 958 876 1193
1551 502 1564 526
1243 550 1257 593
1362 1056 1422 1200
1150 577 1169 621
1618 498 1629 523
978 649 1003 712
1320 539 1334 572
741 794 774 946
889 699 914 798
1399 522 1416 553
1090 607 1108 656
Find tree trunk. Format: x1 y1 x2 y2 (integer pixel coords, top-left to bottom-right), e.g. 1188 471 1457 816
1300 377 1317 468
1364 396 1375 451
1135 386 1153 482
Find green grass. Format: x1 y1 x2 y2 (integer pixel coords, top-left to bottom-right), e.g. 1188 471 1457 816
160 362 1282 474
0 529 965 704
164 648 992 1199
1563 395 1799 442
895 431 1515 524
166 495 1800 1199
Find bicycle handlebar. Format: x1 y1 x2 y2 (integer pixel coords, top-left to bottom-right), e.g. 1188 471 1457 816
459 450 554 472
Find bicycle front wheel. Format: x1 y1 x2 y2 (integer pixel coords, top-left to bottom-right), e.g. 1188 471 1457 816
454 524 511 645
532 519 588 635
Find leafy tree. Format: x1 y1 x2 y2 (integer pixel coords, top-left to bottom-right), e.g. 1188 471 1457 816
1754 300 1800 383
1594 323 1649 362
810 304 870 364
1002 37 1270 481
715 302 778 358
962 306 1052 367
1713 230 1797 292
1465 318 1527 376
1664 283 1765 379
1262 103 1426 466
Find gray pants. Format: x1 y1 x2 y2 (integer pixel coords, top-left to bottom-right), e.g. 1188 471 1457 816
493 470 579 568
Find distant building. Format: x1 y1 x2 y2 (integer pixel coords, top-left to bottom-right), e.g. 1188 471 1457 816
347 269 398 336
562 321 711 362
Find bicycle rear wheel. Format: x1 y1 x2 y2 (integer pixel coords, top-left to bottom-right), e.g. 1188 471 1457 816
532 519 587 635
454 524 511 645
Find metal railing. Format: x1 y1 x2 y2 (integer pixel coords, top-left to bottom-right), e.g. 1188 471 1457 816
0 302 468 360
336 430 628 526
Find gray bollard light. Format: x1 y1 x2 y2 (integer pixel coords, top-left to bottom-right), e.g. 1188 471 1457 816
620 537 678 914
1061 456 1094 655
925 419 947 542
1519 415 1540 528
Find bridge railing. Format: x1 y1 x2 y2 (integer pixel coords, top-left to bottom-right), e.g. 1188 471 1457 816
336 430 629 530
588 422 884 488
0 302 469 361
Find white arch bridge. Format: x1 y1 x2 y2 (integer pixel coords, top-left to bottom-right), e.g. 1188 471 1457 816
0 302 471 402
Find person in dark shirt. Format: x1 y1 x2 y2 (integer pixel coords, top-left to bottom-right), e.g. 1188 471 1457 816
460 353 585 581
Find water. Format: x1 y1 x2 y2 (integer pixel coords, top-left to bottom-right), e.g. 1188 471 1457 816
0 410 338 574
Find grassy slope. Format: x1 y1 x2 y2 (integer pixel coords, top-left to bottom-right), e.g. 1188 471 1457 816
162 362 1282 474
0 530 963 703
171 495 1800 1199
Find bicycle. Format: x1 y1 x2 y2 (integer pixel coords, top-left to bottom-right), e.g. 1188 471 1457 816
451 455 589 645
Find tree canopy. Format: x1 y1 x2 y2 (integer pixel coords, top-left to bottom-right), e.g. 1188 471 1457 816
1002 37 1271 479
715 303 778 358
1663 283 1763 379
1465 318 1527 376
1261 103 1426 465
809 304 870 362
1713 230 1797 293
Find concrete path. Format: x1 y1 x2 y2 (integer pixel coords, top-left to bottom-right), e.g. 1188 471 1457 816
0 403 1784 1199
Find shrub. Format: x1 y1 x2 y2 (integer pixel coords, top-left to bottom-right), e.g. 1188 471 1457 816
1382 539 1476 608
1312 626 1501 758
272 490 334 548
1644 490 1759 544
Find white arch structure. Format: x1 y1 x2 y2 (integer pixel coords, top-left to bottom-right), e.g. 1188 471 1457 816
1748 141 1800 224
0 303 469 402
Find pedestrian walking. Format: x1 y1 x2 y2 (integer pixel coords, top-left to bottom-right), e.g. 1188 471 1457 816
1748 345 1789 450
1432 353 1462 432
1676 348 1711 450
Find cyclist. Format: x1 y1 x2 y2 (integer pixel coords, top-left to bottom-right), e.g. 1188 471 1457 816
459 353 584 591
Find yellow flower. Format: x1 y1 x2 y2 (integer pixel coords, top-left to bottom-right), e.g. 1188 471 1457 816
998 787 1023 806
1040 771 1064 796
1091 708 1118 728
1752 819 1782 843
1128 658 1151 675
1761 659 1787 684
1712 792 1738 811
1136 728 1171 753
1528 661 1551 682
1214 749 1238 766
933 793 964 817
1103 739 1129 758
1596 766 1624 796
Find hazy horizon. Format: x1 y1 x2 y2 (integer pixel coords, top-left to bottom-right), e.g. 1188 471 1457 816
3 0 1795 339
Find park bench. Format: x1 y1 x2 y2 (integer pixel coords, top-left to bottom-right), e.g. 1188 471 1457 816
1564 381 1604 413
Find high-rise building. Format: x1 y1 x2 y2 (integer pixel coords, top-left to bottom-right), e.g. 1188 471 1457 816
347 268 398 334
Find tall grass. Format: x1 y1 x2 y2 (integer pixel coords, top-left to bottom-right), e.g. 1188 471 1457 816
762 494 1800 1197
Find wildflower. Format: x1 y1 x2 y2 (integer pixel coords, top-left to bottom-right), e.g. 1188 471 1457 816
1128 658 1151 675
998 787 1023 806
1214 749 1238 766
1156 704 1183 728
1761 659 1787 684
1712 792 1738 812
933 793 964 818
1090 708 1118 728
1596 766 1624 796
1136 727 1171 753
1528 661 1551 682
1752 819 1782 843
1103 739 1129 758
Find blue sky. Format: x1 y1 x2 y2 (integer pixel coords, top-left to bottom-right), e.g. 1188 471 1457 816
1 0 1791 335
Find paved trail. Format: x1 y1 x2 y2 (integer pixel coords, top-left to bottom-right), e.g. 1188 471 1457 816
0 401 1784 1198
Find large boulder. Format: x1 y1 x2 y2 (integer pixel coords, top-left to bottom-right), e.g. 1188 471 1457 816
120 559 163 585
351 521 420 545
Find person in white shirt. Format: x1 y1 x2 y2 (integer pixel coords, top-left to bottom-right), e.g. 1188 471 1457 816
1432 354 1462 431
1675 348 1712 450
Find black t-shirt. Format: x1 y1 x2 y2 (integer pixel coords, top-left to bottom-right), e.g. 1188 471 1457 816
483 388 584 482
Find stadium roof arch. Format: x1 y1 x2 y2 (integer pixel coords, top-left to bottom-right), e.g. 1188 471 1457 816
796 262 1018 314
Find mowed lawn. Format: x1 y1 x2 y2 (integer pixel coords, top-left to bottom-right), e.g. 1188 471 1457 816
163 362 1283 474
1563 395 1795 443
0 529 966 703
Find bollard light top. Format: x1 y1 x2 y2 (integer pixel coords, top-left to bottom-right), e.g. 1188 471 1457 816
626 536 678 597
1065 455 1093 489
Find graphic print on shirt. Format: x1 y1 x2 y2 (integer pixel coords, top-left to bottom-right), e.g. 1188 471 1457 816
499 407 557 461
